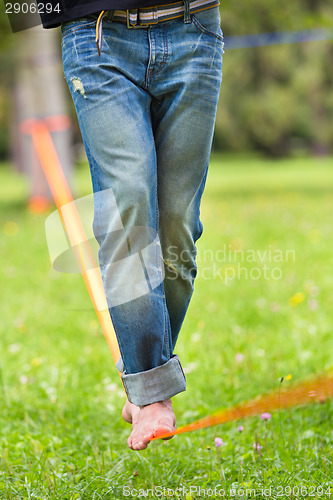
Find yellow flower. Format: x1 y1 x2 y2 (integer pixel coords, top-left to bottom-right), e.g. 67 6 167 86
288 292 305 307
3 221 19 236
229 238 243 250
285 374 292 381
31 358 42 367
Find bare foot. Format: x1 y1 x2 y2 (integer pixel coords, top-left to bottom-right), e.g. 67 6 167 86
122 398 176 451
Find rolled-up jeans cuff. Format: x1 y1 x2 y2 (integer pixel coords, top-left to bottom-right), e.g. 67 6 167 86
120 355 186 406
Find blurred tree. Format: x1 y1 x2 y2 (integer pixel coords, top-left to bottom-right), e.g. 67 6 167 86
0 8 73 209
0 10 16 159
214 0 333 156
14 25 73 211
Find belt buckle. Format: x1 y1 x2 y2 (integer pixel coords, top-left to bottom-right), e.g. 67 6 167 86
126 9 150 29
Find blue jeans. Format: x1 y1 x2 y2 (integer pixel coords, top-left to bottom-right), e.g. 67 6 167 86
61 3 223 406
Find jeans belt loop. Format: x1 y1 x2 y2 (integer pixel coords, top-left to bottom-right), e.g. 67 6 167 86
183 0 191 24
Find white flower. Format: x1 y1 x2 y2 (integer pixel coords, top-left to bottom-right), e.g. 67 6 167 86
20 375 28 384
8 343 21 353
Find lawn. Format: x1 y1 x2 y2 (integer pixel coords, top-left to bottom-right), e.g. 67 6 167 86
0 154 332 499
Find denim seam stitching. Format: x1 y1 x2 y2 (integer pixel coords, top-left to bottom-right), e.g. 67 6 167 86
152 108 171 358
61 21 97 39
192 15 223 41
145 28 153 89
148 63 166 77
84 147 130 376
147 26 169 78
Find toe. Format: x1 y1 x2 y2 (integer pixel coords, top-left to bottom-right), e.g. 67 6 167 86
127 433 134 450
153 426 175 440
143 432 153 443
135 441 148 451
131 435 151 450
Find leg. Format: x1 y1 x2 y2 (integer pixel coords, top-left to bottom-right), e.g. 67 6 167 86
151 6 224 347
61 15 182 449
123 6 223 449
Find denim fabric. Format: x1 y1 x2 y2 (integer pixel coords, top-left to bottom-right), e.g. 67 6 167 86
61 4 223 406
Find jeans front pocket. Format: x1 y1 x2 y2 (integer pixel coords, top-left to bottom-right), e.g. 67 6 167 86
191 6 223 42
61 18 96 40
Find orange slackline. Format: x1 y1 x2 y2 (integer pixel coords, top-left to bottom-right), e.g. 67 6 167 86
152 373 333 440
21 118 121 366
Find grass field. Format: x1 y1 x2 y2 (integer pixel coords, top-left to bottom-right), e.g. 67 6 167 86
0 154 333 499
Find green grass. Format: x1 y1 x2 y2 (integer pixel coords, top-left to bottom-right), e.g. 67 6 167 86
0 154 333 499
